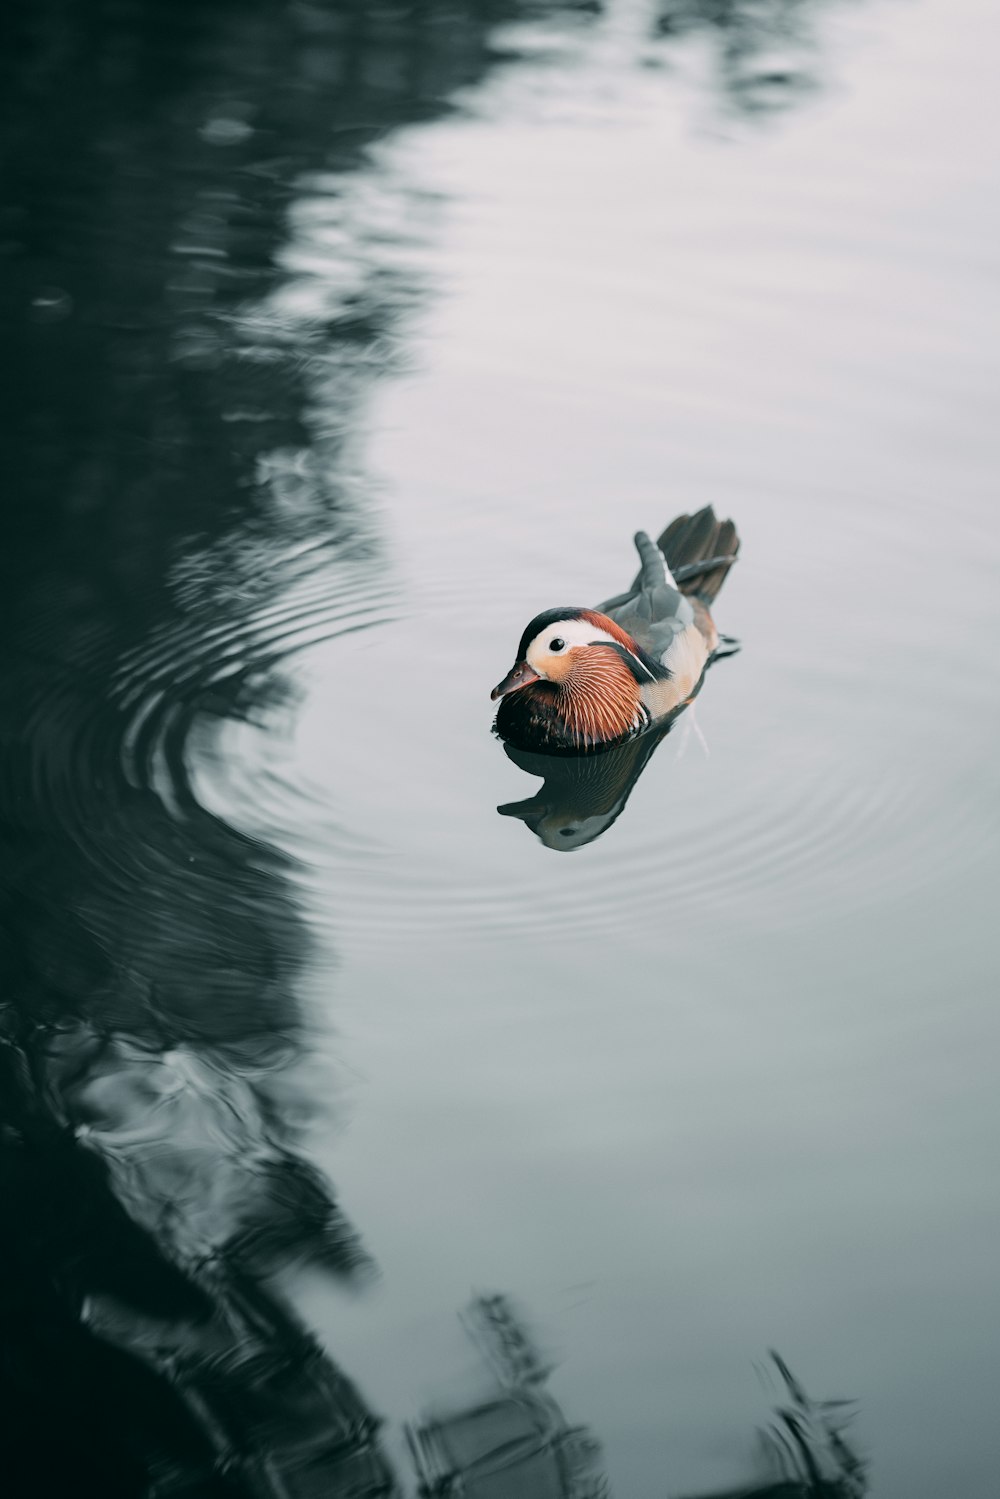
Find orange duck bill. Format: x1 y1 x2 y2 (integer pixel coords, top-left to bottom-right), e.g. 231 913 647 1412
491 661 541 700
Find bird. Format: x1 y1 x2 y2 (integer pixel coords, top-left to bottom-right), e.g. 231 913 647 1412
491 506 739 754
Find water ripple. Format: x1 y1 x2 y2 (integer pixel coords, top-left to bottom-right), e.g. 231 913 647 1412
302 723 996 955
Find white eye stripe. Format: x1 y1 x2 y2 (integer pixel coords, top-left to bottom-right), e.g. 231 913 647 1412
525 619 619 657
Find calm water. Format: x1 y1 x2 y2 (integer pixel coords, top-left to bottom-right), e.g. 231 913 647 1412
2 1 998 1496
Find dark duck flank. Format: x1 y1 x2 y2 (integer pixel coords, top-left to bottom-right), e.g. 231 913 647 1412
492 507 739 754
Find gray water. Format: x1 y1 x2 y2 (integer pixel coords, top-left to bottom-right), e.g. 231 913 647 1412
2 1 998 1496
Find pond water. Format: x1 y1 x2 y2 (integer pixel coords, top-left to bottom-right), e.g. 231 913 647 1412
2 1 998 1497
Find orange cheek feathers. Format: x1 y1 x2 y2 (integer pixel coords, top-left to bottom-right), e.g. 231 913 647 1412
535 649 580 684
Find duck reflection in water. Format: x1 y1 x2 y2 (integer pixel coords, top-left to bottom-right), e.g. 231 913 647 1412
497 659 742 850
499 717 678 850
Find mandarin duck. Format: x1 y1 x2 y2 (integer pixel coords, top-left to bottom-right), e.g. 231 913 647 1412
492 506 740 754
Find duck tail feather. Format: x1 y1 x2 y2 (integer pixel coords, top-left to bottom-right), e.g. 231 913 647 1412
656 506 740 603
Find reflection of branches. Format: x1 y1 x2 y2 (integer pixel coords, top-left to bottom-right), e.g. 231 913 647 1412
407 1317 866 1499
673 1353 867 1499
654 0 834 112
757 1352 867 1498
408 1295 610 1499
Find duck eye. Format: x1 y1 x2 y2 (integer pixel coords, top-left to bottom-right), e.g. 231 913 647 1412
549 637 565 652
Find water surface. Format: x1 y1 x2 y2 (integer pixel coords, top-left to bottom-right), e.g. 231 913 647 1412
2 1 998 1496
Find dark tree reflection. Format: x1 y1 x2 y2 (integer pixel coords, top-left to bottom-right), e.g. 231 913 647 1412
0 1 540 1493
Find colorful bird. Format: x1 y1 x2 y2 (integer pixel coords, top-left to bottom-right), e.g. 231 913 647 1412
491 507 739 753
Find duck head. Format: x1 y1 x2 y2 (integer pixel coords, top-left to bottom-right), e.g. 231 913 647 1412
491 608 660 753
